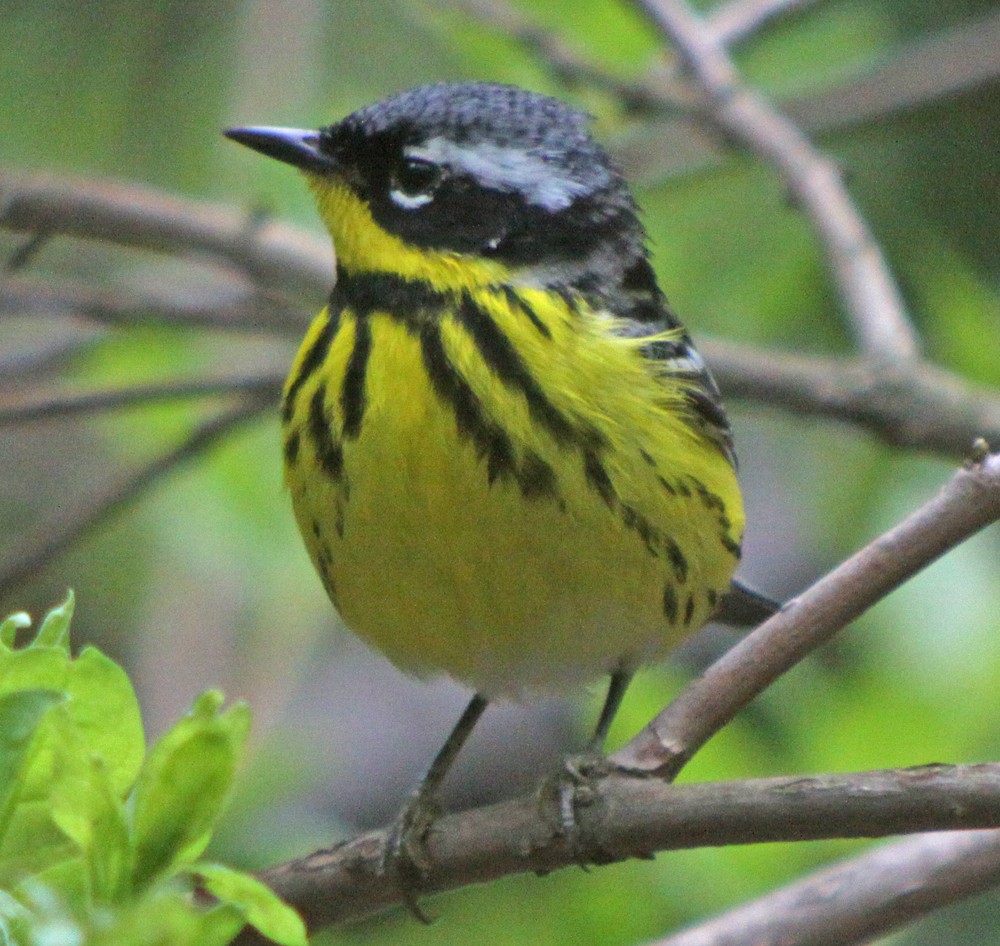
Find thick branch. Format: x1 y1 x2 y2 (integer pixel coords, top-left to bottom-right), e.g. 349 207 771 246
631 0 921 364
655 830 1000 946
232 454 1000 940
234 763 1000 943
612 452 1000 776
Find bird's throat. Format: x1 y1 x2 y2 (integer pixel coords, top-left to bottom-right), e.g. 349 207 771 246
306 175 511 293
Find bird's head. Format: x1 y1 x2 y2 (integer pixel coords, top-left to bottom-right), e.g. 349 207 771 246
226 82 645 291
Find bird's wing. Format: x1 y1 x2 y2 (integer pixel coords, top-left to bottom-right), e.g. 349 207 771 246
603 257 737 467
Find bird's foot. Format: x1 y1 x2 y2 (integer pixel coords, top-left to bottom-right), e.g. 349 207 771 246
378 693 489 922
537 749 612 867
380 787 442 924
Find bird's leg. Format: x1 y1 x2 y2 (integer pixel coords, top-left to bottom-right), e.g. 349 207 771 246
383 693 488 922
588 668 633 754
552 669 634 857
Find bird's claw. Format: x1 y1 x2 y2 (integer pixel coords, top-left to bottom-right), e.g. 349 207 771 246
380 789 442 924
538 750 610 867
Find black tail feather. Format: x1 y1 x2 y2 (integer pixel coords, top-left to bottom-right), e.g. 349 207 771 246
713 579 782 628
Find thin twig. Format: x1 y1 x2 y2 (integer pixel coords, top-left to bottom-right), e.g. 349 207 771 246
0 374 283 426
782 8 1000 135
702 338 1000 458
611 451 1000 776
233 762 1000 943
707 0 823 46
0 169 333 297
6 229 54 272
0 331 104 377
630 0 921 364
0 396 272 598
653 830 1000 946
444 0 691 113
0 276 310 336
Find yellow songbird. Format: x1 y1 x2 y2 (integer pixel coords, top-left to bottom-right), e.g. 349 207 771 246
226 81 772 868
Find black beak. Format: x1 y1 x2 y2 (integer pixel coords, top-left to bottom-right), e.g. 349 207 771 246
223 126 336 173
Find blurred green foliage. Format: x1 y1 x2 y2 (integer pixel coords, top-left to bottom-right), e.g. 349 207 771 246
2 0 999 943
0 595 305 945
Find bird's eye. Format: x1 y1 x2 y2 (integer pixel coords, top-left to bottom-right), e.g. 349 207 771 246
390 157 443 208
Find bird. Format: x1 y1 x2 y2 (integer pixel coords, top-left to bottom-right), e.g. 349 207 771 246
225 81 773 879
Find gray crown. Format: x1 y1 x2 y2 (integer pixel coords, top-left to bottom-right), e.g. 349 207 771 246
336 82 620 210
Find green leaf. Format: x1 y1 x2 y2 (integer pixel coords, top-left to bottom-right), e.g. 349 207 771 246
104 894 248 946
130 692 250 889
0 603 144 804
0 887 32 943
64 647 145 796
183 905 251 946
196 863 308 946
0 647 71 700
33 591 75 651
0 613 31 650
0 598 261 944
0 690 64 846
19 855 93 916
0 796 78 885
49 746 131 902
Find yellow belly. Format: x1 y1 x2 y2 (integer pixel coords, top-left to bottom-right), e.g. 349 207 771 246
283 307 743 698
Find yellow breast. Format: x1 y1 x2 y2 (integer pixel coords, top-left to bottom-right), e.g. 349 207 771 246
280 280 743 698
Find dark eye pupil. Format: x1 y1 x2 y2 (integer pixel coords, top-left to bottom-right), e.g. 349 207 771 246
395 157 440 196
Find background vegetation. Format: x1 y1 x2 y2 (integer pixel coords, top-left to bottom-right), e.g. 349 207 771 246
2 0 999 943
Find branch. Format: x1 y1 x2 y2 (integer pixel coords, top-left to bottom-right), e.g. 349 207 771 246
448 0 835 116
4 173 997 464
234 763 1000 943
702 339 1000 457
0 168 333 298
782 8 1000 136
5 172 992 461
629 0 921 364
0 330 103 377
443 0 692 114
0 374 283 425
230 453 1000 940
1 275 310 336
449 0 1000 144
611 450 1000 775
0 397 272 598
655 830 1000 946
707 0 823 46
444 10 1000 187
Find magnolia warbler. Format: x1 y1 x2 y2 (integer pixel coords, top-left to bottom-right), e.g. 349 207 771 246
226 81 772 858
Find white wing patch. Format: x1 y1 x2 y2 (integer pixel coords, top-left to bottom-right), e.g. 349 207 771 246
660 345 710 379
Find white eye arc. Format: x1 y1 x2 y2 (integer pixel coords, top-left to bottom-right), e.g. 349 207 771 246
390 188 435 209
406 137 605 211
389 156 443 209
